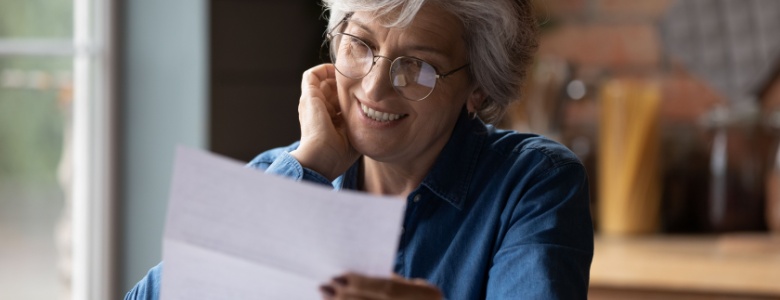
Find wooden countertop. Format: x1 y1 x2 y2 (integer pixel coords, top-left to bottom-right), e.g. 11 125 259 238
590 234 780 296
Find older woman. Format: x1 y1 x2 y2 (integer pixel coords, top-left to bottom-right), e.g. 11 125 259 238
126 0 593 299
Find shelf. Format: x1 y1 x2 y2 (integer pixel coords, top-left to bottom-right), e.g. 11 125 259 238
590 234 780 297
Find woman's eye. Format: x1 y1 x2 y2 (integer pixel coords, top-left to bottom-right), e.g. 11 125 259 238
347 36 358 44
345 33 373 47
400 59 423 70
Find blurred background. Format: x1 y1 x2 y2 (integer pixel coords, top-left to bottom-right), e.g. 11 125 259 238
1 0 778 299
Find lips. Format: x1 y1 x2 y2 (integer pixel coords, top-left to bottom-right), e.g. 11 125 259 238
360 103 407 122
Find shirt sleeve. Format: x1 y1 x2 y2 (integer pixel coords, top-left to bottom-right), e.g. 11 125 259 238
246 142 332 186
125 262 163 300
486 162 594 300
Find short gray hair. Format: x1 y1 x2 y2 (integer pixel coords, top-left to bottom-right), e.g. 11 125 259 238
322 0 539 124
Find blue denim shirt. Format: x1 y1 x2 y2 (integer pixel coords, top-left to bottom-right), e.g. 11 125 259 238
126 112 593 299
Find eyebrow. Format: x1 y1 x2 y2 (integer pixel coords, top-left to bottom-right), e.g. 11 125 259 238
347 18 450 61
407 45 448 60
346 19 376 38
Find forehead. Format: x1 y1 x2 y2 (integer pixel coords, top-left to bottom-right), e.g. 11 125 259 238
347 5 465 55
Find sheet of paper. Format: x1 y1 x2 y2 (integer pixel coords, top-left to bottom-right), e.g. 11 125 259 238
161 147 406 299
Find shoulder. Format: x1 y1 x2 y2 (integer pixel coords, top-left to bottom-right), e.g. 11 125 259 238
124 263 163 300
478 127 593 254
463 126 590 214
245 141 301 170
481 126 583 176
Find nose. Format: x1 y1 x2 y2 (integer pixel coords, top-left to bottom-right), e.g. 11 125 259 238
361 56 395 102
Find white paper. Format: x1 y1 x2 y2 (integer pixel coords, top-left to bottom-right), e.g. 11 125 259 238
161 146 406 300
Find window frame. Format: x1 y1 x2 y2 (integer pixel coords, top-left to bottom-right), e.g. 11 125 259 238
0 0 118 299
72 0 117 298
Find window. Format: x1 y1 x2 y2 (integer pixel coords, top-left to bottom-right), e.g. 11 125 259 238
0 0 115 299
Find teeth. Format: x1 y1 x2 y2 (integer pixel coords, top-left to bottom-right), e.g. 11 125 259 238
361 103 403 122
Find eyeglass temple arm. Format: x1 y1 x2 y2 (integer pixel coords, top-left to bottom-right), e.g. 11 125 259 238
327 13 353 37
437 63 470 79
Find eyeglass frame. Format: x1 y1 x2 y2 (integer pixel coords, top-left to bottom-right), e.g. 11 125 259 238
324 14 470 101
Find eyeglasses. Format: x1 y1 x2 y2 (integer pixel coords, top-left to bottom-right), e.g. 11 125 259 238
326 20 469 101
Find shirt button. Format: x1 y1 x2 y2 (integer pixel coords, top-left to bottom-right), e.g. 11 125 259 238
413 195 421 203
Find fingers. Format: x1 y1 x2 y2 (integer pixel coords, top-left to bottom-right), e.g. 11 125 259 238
319 274 387 300
339 273 395 298
320 78 339 117
302 64 339 117
321 273 443 300
303 63 337 94
311 63 336 82
320 78 337 106
320 284 336 300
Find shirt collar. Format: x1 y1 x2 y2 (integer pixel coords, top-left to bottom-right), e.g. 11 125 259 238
419 108 486 210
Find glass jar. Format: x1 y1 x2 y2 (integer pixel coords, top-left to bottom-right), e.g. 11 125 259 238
701 104 766 232
660 122 709 233
765 110 780 232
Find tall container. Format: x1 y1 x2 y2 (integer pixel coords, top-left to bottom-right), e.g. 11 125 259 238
701 104 765 232
598 78 662 235
766 109 780 232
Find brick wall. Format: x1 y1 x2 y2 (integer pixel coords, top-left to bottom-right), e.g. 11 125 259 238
509 0 747 233
509 0 726 127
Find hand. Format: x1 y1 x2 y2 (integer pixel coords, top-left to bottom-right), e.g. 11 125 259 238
319 273 443 300
290 64 360 181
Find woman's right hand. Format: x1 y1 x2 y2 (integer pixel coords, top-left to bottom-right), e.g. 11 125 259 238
290 64 360 181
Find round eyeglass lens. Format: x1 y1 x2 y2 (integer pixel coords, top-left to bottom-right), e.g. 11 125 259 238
391 57 437 100
331 34 373 78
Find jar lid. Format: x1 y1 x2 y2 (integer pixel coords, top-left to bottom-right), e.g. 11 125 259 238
700 101 760 128
766 109 780 129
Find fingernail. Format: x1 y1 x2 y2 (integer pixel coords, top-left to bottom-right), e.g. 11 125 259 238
333 276 348 286
319 284 335 297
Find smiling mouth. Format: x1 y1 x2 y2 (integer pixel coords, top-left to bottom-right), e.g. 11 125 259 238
360 103 407 122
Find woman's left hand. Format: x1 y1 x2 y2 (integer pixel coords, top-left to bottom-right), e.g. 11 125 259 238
319 273 443 300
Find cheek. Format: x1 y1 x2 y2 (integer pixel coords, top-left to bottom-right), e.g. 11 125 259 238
424 91 467 115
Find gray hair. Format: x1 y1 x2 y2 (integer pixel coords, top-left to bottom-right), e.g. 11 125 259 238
322 0 539 124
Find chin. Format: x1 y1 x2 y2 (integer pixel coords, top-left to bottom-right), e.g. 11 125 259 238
350 136 384 157
347 133 395 162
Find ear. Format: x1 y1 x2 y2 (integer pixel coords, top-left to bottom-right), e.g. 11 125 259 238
466 86 488 113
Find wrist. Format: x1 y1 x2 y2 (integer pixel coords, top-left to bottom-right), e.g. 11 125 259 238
290 148 339 181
